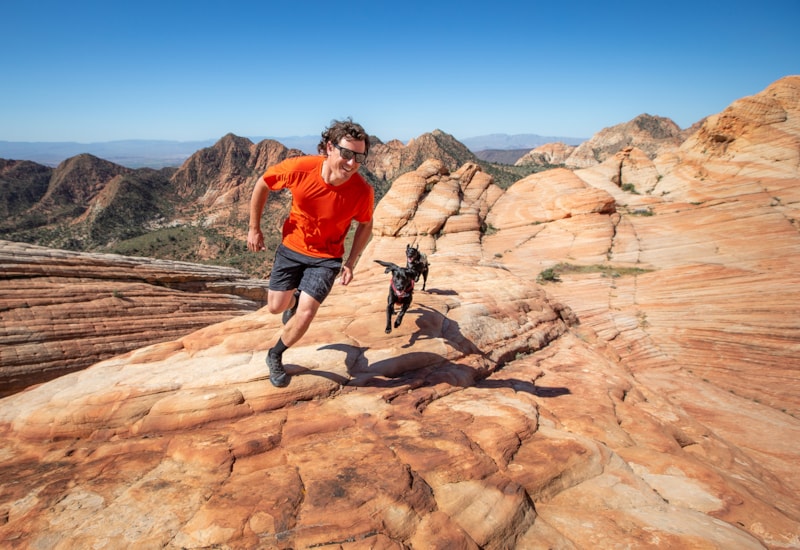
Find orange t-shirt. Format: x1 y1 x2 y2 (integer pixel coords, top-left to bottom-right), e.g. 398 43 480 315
262 155 374 259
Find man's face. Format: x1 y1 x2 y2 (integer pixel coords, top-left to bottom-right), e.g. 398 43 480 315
326 137 366 185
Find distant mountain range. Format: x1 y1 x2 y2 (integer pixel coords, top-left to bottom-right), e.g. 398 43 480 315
0 139 218 169
458 133 586 151
0 133 587 169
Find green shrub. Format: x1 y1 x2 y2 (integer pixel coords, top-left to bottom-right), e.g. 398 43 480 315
537 268 561 283
537 262 653 283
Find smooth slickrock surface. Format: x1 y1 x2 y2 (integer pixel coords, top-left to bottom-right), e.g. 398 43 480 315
0 76 799 549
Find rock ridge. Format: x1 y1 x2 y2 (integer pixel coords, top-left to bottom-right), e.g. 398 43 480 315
0 240 268 396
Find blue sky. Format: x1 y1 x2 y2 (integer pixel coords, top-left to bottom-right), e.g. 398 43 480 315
2 0 798 144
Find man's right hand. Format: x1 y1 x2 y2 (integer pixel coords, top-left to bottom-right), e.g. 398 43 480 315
247 228 265 252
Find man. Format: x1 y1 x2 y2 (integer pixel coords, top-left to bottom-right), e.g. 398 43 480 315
247 119 374 387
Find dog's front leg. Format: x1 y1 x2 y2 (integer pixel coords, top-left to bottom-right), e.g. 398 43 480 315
394 299 410 329
385 295 394 334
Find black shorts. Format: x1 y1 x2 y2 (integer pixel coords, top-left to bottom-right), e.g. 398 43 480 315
269 244 343 304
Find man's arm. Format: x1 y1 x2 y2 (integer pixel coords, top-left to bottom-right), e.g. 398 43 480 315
340 219 373 285
247 177 269 252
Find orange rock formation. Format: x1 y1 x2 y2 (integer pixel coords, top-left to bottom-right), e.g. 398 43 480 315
0 76 798 549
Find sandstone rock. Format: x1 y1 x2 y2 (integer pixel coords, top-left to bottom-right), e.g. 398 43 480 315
365 130 477 182
0 240 268 395
1 77 799 549
565 113 687 169
515 142 577 167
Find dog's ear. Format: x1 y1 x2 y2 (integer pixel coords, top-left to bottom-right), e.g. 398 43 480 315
375 259 399 273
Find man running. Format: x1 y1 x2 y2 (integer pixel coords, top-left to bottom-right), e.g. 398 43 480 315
247 118 374 387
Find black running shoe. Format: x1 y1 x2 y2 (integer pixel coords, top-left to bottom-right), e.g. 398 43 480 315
266 351 289 387
282 290 300 325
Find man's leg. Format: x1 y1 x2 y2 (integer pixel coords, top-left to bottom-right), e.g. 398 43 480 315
266 292 321 387
265 252 340 388
266 289 297 315
280 292 321 346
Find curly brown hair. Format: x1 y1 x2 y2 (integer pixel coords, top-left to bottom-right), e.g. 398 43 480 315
317 118 370 157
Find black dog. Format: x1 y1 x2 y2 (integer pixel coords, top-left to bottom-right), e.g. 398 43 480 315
405 244 429 291
375 259 416 334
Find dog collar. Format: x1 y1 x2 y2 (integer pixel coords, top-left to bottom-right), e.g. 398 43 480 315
392 279 414 298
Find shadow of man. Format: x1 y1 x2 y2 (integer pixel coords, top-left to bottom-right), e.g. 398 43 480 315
286 299 569 399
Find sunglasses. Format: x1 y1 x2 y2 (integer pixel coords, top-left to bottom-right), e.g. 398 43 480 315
333 142 367 163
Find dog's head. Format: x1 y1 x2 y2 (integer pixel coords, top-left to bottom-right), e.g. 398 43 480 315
406 244 421 263
375 260 415 295
391 268 415 293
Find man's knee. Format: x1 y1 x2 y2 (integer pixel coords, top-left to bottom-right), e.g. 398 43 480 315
267 291 295 315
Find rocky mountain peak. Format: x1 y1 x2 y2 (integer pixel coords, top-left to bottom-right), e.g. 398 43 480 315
171 134 256 199
565 113 685 169
45 153 132 208
366 129 478 182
